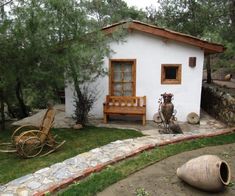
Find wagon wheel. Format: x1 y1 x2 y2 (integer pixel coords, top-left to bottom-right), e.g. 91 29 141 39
153 113 162 123
17 136 43 158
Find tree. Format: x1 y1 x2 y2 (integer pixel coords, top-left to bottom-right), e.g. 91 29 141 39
0 0 118 128
46 0 113 124
221 0 235 43
0 0 50 119
0 0 13 7
14 0 121 125
81 0 146 27
1 0 67 117
152 0 227 37
148 0 235 81
0 0 15 129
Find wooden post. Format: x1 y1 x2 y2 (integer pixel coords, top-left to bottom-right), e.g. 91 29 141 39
142 114 146 126
143 96 146 126
104 114 107 124
206 54 212 84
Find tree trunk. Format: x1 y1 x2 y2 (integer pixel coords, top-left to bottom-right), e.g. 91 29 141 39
0 89 5 130
229 0 235 40
229 0 235 28
5 98 16 118
206 55 212 84
15 78 29 118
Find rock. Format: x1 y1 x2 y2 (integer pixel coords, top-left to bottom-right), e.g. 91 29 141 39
73 124 83 129
90 160 99 167
64 157 79 166
0 186 6 191
9 174 34 186
75 162 89 170
201 85 235 124
222 100 227 106
35 167 50 175
99 156 111 163
54 167 72 179
16 187 29 196
42 178 53 184
91 148 102 153
112 140 123 144
224 74 232 81
27 181 41 190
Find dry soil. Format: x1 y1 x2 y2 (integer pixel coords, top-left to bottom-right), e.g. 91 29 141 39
98 143 235 196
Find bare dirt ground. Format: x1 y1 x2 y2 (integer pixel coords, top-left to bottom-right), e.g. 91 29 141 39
98 143 235 196
213 79 235 89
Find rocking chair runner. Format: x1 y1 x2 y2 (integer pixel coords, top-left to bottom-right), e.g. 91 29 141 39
0 107 65 158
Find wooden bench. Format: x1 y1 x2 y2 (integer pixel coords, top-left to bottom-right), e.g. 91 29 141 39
103 96 146 125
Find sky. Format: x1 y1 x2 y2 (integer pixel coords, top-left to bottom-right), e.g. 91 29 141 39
123 0 159 9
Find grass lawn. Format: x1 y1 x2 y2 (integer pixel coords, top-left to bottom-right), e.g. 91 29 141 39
0 125 143 185
59 133 235 196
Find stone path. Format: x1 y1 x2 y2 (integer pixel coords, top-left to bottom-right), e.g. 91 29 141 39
0 127 234 196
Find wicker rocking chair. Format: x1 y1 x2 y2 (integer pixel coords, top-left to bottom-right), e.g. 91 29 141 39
0 107 65 158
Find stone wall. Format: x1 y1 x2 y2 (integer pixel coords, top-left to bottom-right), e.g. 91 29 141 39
201 83 235 125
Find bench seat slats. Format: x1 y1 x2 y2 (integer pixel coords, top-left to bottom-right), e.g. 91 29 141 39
104 107 145 115
103 95 146 125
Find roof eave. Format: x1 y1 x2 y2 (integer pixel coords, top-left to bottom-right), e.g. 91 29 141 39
102 21 225 55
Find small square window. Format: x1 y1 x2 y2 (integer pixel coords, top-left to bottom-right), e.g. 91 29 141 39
161 64 182 84
165 66 178 79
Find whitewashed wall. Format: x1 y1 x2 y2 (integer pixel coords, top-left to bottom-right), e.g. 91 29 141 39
65 31 204 122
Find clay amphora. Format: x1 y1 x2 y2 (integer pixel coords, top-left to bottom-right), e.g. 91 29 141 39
161 93 174 124
177 155 231 192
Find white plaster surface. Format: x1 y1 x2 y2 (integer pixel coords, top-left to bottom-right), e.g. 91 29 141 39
65 31 204 121
65 83 75 117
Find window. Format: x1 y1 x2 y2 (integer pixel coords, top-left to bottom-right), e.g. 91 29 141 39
161 64 182 84
109 59 136 96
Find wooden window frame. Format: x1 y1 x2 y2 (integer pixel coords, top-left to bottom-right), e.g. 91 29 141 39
109 59 136 96
161 64 182 85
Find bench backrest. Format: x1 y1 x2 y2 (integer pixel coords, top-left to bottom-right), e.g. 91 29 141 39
105 96 146 107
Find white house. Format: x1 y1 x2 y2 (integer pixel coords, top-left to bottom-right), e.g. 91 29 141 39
65 20 224 123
